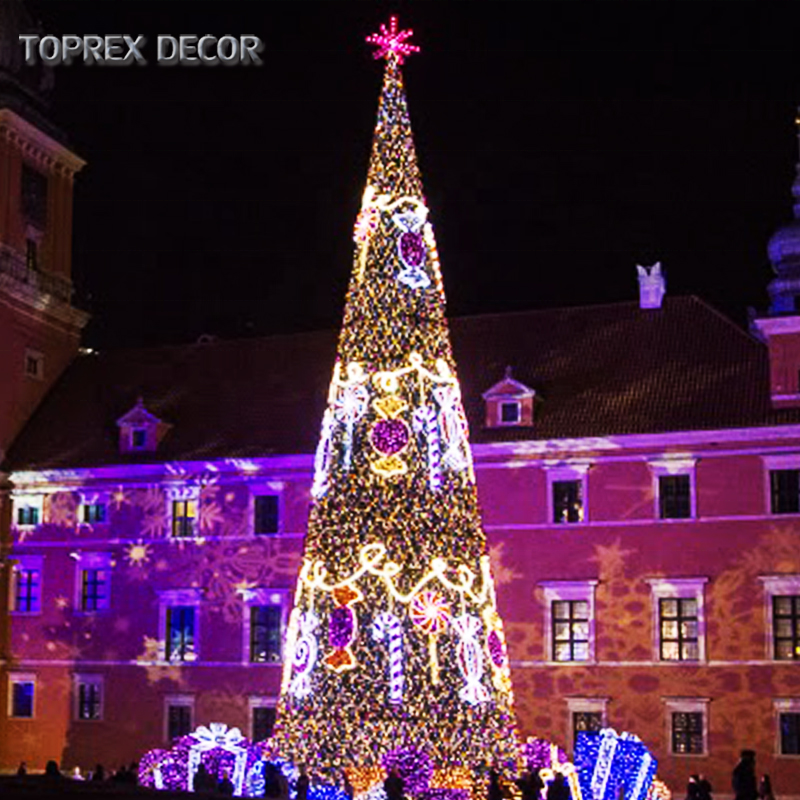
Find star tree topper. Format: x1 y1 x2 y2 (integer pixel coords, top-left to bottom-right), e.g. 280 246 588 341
366 16 420 64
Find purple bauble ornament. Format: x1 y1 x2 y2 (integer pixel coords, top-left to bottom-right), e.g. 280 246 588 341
399 231 426 267
371 419 410 455
329 606 355 649
487 630 505 666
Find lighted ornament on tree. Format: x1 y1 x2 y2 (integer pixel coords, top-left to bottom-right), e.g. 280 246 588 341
273 17 518 787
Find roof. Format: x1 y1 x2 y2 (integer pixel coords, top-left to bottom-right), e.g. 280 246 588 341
8 296 800 470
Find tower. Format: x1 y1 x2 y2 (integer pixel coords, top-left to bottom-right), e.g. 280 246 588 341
752 108 800 407
273 19 518 788
0 1 88 760
0 0 88 462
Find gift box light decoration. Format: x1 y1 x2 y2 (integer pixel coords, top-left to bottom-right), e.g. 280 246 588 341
272 15 517 784
138 723 264 796
575 728 657 800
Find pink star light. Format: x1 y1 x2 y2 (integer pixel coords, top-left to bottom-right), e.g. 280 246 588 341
366 17 420 64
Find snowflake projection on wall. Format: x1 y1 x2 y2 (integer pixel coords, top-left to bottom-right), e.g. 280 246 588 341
488 542 524 588
125 540 153 568
165 539 301 624
111 485 129 510
136 636 185 686
199 484 226 535
46 491 79 527
135 486 170 538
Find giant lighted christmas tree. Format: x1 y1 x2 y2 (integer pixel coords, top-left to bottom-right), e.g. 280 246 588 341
274 19 518 788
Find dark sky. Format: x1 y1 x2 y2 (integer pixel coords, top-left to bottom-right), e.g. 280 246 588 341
23 1 800 349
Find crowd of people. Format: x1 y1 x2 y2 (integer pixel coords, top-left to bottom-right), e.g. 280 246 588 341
16 759 140 784
8 747 785 800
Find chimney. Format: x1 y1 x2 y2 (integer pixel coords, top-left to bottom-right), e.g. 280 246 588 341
636 262 666 309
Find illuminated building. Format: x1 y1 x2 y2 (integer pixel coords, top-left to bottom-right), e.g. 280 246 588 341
2 9 800 795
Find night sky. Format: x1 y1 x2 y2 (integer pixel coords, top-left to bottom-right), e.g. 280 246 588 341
22 2 800 349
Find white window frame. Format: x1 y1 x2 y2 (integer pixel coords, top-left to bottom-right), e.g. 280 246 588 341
10 555 43 615
774 698 800 758
13 493 44 529
164 694 195 744
73 552 112 613
540 580 598 664
23 348 44 381
8 672 36 719
762 454 800 515
646 577 708 663
73 673 104 722
158 589 202 663
241 589 289 665
649 457 697 520
663 697 709 756
544 463 590 524
249 696 278 742
759 575 800 661
249 482 285 536
566 696 609 755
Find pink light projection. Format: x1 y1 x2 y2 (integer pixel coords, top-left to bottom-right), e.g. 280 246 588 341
366 17 420 64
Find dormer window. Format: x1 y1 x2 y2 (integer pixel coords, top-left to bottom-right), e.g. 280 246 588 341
482 367 535 429
116 397 170 454
499 401 521 424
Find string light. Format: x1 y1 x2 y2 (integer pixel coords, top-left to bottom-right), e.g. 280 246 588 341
272 18 518 785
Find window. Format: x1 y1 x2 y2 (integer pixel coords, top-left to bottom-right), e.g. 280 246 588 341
74 553 111 612
24 349 43 380
166 607 196 662
131 429 147 449
165 696 194 742
646 578 707 662
552 600 590 662
664 698 709 756
566 697 608 753
82 503 106 524
770 469 800 514
81 569 108 612
254 494 280 535
649 458 696 520
21 163 47 227
8 674 35 719
659 475 691 519
74 675 103 721
159 589 201 663
773 596 800 660
672 711 704 754
545 463 590 524
574 711 603 741
242 589 288 664
760 576 800 661
172 499 197 538
553 481 583 523
250 605 283 663
15 495 43 527
499 401 521 424
659 598 699 661
11 556 42 614
540 581 597 664
775 700 800 756
250 698 277 742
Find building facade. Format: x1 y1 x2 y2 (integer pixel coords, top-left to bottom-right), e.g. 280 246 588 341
3 8 800 795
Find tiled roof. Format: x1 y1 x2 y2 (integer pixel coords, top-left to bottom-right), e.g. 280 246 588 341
7 296 800 470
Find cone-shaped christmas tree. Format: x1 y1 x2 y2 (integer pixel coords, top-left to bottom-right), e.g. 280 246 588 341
274 19 518 787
